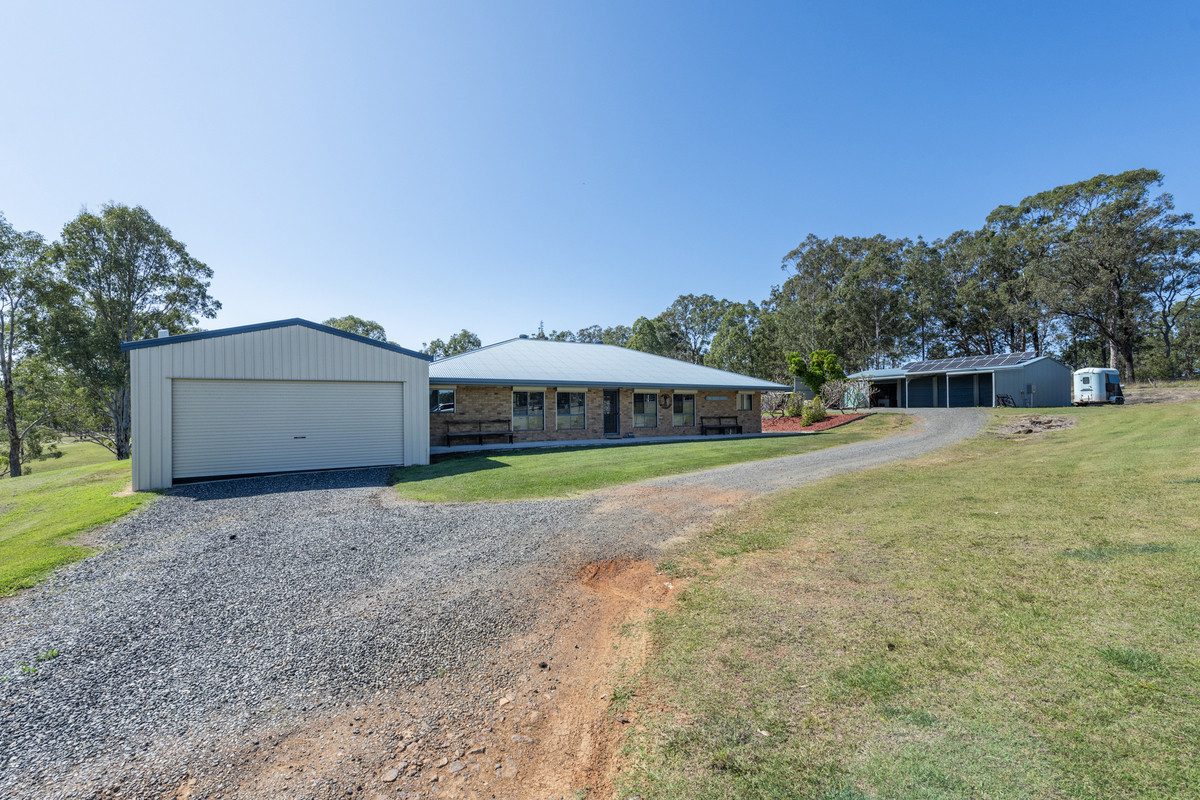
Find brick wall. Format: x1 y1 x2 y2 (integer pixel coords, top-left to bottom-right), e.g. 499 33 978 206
429 385 763 447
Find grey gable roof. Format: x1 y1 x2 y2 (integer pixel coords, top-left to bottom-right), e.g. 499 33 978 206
430 337 787 390
120 318 434 361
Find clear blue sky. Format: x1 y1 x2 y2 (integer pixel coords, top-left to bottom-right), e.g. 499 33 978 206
4 1 1199 348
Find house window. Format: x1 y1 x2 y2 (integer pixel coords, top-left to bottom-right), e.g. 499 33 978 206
633 392 657 428
673 394 696 426
556 391 586 430
429 388 456 413
738 393 753 411
513 391 545 431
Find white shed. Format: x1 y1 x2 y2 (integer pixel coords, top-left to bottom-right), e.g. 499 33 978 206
122 318 431 491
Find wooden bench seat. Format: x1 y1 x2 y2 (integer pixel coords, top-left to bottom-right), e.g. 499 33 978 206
444 419 514 447
700 415 743 435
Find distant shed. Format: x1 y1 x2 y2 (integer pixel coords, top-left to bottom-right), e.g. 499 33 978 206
851 353 1072 408
122 319 432 491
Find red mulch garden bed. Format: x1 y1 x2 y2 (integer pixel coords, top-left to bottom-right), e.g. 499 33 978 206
761 413 870 433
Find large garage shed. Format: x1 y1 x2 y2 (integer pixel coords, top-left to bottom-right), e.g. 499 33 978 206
122 319 431 491
851 352 1072 408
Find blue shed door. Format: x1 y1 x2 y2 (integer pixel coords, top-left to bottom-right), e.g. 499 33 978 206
949 375 976 407
978 373 993 406
908 376 934 407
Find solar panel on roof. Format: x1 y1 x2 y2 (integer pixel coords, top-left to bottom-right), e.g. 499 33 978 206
901 352 1037 372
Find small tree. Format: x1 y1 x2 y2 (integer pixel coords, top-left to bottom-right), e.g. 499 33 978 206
787 349 846 395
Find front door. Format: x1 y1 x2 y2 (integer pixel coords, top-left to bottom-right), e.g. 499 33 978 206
603 389 620 435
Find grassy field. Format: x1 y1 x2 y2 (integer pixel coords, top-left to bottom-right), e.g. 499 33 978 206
622 401 1200 800
393 414 910 502
0 445 150 597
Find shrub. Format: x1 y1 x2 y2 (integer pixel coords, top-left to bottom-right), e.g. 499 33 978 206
784 393 805 417
801 397 827 425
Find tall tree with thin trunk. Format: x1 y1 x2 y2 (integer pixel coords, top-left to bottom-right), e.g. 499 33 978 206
0 214 53 477
1015 169 1190 381
45 204 219 459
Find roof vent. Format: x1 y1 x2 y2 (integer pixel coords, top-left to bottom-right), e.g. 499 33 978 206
518 334 529 339
157 329 170 339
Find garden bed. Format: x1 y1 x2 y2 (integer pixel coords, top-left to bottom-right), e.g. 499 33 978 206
761 413 869 433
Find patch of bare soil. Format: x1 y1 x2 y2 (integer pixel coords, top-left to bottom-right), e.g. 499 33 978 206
1124 386 1200 404
192 560 682 800
997 415 1076 437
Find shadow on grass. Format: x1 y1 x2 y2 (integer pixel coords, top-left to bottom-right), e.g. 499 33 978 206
390 455 511 484
1061 542 1175 561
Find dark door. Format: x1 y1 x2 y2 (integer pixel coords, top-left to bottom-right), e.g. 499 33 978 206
908 376 934 407
603 389 620 435
978 373 993 406
949 375 976 407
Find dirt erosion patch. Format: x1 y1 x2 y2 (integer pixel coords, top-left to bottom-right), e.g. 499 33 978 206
194 559 683 800
761 413 868 433
998 415 1076 437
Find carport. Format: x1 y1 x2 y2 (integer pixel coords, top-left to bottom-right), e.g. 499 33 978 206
852 353 1072 409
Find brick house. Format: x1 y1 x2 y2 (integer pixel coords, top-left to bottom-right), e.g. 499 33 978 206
428 337 787 448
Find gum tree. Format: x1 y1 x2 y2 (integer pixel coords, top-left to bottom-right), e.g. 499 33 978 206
45 204 219 459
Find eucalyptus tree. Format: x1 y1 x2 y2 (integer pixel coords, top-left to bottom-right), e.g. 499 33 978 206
901 236 947 361
45 204 219 459
705 302 756 374
656 293 730 363
626 316 664 355
422 329 482 358
322 315 388 342
0 214 54 476
1011 169 1188 380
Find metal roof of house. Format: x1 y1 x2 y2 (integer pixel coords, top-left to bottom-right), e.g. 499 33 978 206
847 368 908 380
430 337 788 390
120 318 434 360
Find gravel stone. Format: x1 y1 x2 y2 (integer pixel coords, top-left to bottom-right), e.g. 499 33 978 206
0 410 980 798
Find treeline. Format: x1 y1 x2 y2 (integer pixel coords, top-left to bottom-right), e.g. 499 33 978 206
524 169 1200 383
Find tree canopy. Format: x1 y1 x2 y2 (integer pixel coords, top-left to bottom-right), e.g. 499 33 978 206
322 315 388 342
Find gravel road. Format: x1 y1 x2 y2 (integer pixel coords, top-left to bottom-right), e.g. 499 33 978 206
0 409 983 799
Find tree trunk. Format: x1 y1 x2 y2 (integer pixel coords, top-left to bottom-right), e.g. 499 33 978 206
4 384 20 478
113 384 132 460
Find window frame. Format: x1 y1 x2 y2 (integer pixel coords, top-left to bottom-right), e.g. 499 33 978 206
556 391 587 430
429 387 456 414
512 390 545 431
673 393 696 427
633 392 658 428
737 393 753 411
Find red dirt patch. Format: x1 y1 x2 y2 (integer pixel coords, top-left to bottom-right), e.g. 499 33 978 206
761 413 869 433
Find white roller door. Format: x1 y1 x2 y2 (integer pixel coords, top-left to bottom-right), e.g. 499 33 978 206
172 379 405 479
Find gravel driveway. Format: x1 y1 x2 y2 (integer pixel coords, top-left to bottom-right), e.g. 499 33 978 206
0 409 983 798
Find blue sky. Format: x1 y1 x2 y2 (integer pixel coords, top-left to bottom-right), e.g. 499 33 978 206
4 2 1199 348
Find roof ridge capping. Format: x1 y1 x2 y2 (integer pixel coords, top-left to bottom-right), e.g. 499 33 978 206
119 318 434 361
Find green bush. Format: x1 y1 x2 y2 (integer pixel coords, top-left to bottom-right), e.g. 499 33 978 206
801 397 827 425
784 393 805 417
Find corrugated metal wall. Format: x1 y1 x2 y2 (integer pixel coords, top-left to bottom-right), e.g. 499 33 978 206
129 325 430 490
993 359 1071 407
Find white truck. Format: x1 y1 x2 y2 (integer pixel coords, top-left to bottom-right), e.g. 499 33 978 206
1072 367 1124 405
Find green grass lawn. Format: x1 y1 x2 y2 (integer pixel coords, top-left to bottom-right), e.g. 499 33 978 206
393 414 910 502
622 401 1200 800
0 448 151 597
